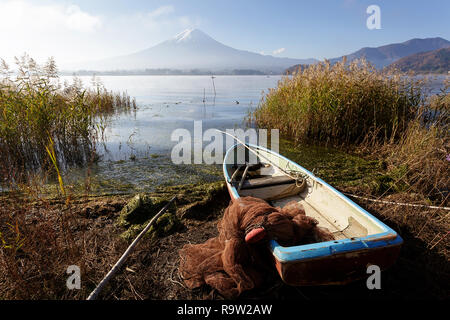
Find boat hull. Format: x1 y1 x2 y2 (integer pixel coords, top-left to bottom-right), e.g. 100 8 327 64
223 144 403 286
273 243 401 286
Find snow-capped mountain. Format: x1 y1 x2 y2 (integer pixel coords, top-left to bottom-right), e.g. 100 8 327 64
70 29 316 73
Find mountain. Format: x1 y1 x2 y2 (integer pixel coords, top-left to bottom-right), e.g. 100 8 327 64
284 64 312 75
70 29 316 74
388 47 450 74
329 37 450 68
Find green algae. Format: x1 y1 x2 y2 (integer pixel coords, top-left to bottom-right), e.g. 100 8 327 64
279 139 381 188
117 193 180 240
279 139 415 197
117 181 228 240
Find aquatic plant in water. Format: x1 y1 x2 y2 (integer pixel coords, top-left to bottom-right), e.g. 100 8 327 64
0 54 135 187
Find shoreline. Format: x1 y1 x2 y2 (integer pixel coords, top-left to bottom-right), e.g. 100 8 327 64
1 170 448 299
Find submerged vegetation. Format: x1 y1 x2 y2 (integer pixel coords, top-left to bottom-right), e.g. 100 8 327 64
0 55 136 186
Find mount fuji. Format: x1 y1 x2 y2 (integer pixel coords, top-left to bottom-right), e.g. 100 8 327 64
69 29 316 74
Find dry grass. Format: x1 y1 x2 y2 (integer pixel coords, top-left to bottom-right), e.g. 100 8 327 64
0 193 130 299
252 59 448 205
0 55 136 185
1 188 447 300
252 58 425 146
373 85 449 204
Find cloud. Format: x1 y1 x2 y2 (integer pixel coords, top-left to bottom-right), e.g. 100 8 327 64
0 1 102 33
272 48 286 55
0 1 201 66
147 5 175 18
129 6 195 32
66 5 102 32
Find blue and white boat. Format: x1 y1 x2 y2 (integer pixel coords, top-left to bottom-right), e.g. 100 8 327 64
223 143 403 285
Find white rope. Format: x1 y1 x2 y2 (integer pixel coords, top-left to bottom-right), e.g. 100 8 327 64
217 130 449 212
342 192 450 211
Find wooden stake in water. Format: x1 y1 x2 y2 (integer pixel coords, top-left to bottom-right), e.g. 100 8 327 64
86 195 177 300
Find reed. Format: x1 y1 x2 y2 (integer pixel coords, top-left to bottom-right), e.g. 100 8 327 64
252 58 425 146
378 85 449 203
252 59 448 205
0 55 135 185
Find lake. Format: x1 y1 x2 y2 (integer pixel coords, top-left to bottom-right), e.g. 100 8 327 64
61 75 282 193
59 74 448 194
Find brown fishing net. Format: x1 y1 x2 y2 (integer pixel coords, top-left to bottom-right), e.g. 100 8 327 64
179 196 334 299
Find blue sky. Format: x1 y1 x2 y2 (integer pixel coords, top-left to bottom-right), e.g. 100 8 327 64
0 0 448 65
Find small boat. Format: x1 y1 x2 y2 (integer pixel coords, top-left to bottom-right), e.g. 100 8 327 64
223 143 403 286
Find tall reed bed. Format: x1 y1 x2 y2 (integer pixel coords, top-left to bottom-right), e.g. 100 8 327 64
378 83 449 202
252 59 448 204
0 55 135 184
252 58 425 145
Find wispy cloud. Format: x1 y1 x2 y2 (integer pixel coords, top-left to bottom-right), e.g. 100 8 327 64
147 5 175 18
0 1 102 33
0 1 201 66
129 5 195 32
272 48 286 55
66 5 102 32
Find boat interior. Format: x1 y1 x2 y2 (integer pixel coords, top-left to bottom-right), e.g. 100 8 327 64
225 148 386 241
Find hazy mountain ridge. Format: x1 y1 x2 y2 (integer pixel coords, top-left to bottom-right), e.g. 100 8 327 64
69 29 316 74
68 32 450 75
388 47 450 74
285 37 450 74
329 37 450 68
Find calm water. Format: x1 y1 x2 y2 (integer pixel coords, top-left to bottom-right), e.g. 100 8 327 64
68 75 281 160
61 75 282 193
59 74 447 194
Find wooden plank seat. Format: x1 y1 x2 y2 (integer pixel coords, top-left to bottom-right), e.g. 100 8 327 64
239 175 296 190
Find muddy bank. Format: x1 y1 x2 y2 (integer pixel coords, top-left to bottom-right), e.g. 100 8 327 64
1 178 447 300
0 181 229 300
112 181 449 300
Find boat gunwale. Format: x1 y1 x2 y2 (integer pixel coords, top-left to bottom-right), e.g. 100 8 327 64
223 143 403 263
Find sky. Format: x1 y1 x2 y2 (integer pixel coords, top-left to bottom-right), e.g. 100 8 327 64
0 0 449 67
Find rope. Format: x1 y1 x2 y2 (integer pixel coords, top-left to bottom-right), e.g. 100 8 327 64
217 130 448 212
342 192 450 211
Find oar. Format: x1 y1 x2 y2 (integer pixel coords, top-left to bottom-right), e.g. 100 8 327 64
86 195 177 300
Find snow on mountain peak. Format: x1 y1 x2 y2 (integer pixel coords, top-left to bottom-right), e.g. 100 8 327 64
174 29 194 42
172 28 212 43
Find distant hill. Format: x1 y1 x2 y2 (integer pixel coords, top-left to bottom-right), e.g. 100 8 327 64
329 37 450 68
388 47 450 74
67 29 316 74
284 64 312 75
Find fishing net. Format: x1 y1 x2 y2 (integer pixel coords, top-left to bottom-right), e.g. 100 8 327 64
178 196 334 299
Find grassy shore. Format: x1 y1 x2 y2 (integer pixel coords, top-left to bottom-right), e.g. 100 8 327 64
251 59 449 297
0 58 448 300
0 178 448 299
0 55 135 188
252 59 449 205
